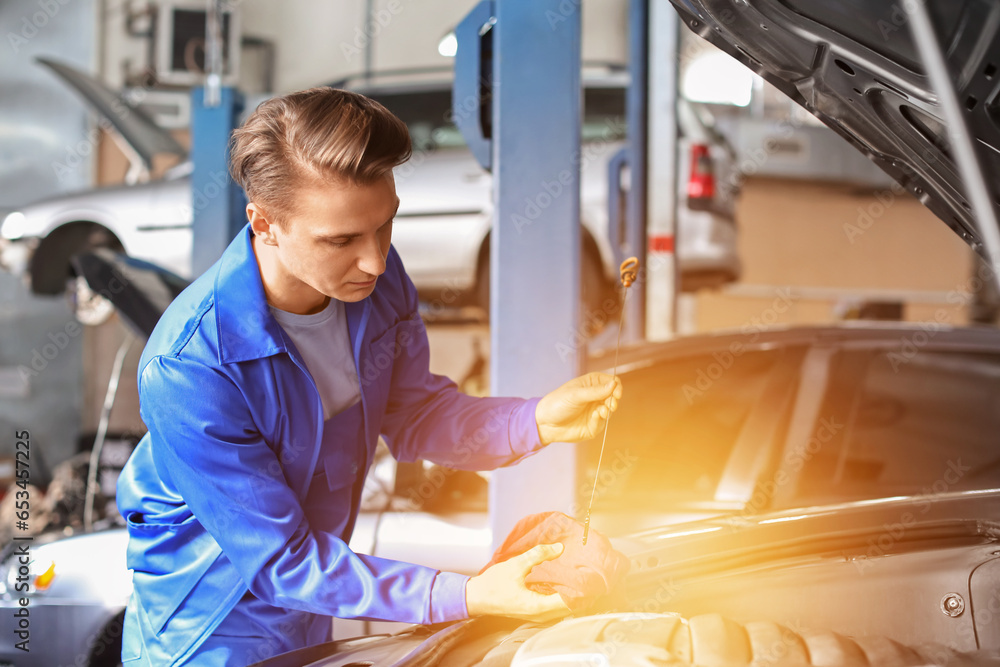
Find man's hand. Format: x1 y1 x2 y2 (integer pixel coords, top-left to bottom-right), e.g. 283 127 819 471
535 372 623 445
466 543 572 622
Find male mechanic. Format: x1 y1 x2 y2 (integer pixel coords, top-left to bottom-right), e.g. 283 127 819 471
116 87 622 666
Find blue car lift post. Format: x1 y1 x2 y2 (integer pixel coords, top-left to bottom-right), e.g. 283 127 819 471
190 1 246 277
190 85 245 277
454 0 655 544
455 0 583 543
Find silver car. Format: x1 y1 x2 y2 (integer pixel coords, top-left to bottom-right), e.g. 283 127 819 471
0 61 741 320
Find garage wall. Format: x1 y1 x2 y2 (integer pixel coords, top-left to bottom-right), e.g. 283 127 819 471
238 0 627 92
0 0 96 207
0 0 98 471
100 0 627 93
688 177 976 333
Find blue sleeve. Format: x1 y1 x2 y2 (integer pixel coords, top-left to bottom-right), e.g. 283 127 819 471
138 354 469 624
377 256 546 470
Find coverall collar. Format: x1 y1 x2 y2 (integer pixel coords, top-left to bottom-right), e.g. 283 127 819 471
212 223 371 366
214 223 290 364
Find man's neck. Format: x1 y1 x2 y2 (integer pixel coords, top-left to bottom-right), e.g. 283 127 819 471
251 234 330 315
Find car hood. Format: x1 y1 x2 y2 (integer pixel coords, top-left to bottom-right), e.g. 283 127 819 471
614 487 1000 586
36 57 187 169
70 248 191 339
668 0 1000 257
256 488 1000 666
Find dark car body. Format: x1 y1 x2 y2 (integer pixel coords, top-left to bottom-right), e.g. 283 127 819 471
251 490 1000 666
669 0 1000 257
578 321 1000 536
244 322 1000 666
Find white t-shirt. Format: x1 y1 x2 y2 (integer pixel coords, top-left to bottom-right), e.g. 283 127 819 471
268 297 361 420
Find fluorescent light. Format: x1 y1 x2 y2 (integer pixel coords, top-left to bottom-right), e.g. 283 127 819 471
438 31 457 58
682 52 754 106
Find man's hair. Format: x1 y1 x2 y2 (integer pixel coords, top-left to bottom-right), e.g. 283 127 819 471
229 87 411 222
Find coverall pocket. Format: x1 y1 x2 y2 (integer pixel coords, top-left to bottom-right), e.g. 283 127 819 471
119 600 143 662
321 450 362 492
121 647 142 663
123 512 223 635
125 510 198 530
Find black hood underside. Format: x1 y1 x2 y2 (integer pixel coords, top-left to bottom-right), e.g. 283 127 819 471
669 0 1000 258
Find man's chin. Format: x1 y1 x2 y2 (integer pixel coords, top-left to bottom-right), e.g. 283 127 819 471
335 280 377 302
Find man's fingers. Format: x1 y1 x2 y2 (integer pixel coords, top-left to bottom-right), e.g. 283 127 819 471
515 543 565 576
594 373 622 398
605 375 622 400
572 381 618 403
584 371 616 386
587 407 603 435
575 374 622 404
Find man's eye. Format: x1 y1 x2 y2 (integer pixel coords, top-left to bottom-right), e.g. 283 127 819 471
328 239 350 247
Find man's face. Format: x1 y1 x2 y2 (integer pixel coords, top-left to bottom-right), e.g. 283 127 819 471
260 174 399 306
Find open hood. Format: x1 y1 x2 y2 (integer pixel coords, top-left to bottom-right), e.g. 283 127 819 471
69 249 190 338
668 0 1000 257
36 57 187 170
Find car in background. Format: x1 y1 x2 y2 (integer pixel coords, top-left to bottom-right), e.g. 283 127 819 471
337 70 741 305
0 60 741 325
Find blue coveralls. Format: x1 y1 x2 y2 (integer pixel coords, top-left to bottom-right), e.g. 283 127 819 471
116 223 545 665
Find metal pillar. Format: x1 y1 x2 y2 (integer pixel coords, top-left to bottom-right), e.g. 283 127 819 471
623 0 649 344
483 0 582 546
190 86 245 277
605 0 654 347
907 0 1000 292
645 0 680 341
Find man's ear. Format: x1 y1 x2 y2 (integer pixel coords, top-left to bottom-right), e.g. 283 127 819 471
247 203 278 246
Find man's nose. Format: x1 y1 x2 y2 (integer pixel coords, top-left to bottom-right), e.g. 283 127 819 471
358 237 386 277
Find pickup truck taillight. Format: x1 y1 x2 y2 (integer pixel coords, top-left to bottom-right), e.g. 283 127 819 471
687 143 716 207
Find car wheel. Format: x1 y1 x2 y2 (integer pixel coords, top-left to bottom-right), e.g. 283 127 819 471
475 246 491 318
579 245 614 336
28 222 123 296
65 274 116 326
87 612 124 667
475 242 612 336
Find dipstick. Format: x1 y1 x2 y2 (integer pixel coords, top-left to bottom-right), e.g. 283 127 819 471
582 257 638 546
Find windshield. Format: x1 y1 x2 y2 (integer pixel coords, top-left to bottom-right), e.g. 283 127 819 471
790 348 1000 505
366 86 627 152
581 349 783 508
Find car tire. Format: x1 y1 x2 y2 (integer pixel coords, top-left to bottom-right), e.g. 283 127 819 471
579 242 615 336
87 611 125 667
475 240 612 336
28 222 123 297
